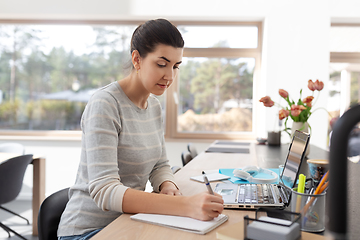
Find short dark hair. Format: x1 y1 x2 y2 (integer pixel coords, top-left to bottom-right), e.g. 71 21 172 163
130 19 184 58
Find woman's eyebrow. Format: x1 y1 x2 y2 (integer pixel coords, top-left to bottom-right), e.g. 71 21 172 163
159 56 182 65
159 56 170 62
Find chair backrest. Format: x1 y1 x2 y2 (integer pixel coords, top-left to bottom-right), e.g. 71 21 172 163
171 165 181 174
0 143 25 154
187 143 198 159
0 154 33 204
181 151 193 166
38 188 69 240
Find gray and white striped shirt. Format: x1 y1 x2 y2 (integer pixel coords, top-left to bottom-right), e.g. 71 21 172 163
58 82 176 236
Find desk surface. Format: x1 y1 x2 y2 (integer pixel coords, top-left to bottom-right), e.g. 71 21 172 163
92 142 327 240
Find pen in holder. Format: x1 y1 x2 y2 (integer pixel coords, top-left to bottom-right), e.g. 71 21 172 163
291 189 326 232
244 208 301 240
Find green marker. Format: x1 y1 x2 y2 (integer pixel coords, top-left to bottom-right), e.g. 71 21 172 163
298 174 306 194
295 174 306 212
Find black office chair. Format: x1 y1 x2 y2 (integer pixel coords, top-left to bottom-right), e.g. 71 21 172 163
0 154 34 240
181 151 193 166
38 187 69 240
187 143 198 159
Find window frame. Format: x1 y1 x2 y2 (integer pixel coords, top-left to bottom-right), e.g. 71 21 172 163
165 21 263 140
329 23 360 117
330 23 360 63
0 19 144 140
0 19 262 140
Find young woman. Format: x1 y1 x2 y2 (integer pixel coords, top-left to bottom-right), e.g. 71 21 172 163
57 19 224 240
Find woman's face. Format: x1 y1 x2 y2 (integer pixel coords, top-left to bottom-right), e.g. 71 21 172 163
137 44 183 96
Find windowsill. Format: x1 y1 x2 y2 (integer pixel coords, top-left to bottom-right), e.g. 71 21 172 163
0 135 82 141
0 130 82 141
0 131 254 142
164 137 215 143
0 135 215 142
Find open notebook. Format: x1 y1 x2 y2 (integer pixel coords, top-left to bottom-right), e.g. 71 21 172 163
130 213 228 234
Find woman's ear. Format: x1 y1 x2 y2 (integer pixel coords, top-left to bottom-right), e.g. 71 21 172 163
132 50 141 70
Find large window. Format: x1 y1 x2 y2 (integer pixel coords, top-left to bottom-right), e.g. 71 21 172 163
165 22 262 139
0 23 136 131
177 57 254 133
0 21 262 140
329 25 360 118
329 24 360 150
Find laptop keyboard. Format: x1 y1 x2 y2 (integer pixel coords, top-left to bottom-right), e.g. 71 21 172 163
238 184 276 204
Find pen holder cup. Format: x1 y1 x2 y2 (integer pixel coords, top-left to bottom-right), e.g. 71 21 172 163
290 190 326 232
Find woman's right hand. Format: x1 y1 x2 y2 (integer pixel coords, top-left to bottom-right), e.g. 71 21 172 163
185 192 224 221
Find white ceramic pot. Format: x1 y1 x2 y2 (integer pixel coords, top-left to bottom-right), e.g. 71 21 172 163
291 122 309 135
291 121 310 156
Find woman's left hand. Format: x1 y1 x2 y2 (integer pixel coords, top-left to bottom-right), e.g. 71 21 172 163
159 181 182 196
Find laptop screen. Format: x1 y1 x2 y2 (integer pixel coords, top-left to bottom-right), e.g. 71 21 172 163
280 130 310 188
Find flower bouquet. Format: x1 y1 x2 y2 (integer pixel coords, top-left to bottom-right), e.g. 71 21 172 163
259 79 327 137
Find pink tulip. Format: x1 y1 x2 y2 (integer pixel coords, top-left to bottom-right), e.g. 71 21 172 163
299 105 307 110
291 110 301 117
279 109 289 120
291 104 306 111
314 79 324 91
290 104 307 117
279 89 288 99
308 79 316 91
303 96 314 107
259 96 274 107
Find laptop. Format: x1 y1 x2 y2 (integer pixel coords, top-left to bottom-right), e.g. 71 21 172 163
214 130 310 209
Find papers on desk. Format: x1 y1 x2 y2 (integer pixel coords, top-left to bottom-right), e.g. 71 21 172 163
130 213 228 234
190 172 230 182
205 147 250 154
215 141 251 146
205 141 251 154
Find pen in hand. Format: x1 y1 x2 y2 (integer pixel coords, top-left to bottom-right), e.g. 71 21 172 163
202 171 214 195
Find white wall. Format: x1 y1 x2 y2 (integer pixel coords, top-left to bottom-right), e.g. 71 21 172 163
261 2 330 148
1 0 360 197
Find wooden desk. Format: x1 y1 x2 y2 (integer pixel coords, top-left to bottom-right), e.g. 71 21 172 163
0 153 46 236
92 142 327 240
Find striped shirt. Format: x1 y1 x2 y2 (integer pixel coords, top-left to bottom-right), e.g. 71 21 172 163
58 82 176 236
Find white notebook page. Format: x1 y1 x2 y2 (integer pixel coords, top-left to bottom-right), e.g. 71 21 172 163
130 213 228 234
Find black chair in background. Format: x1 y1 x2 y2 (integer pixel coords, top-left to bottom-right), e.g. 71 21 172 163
38 188 69 240
187 143 198 159
0 154 34 240
171 166 181 174
181 151 193 166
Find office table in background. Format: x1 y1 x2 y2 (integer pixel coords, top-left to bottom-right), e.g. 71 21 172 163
92 142 327 240
0 153 46 236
